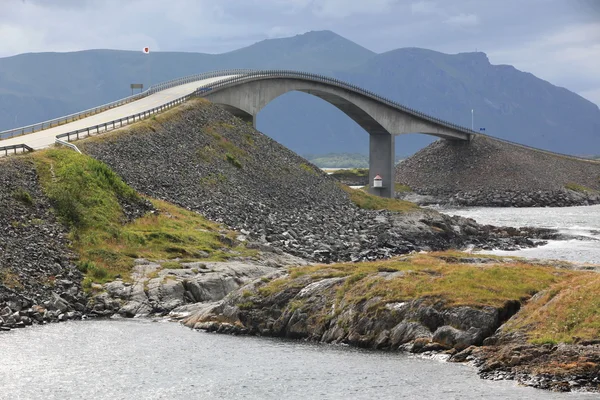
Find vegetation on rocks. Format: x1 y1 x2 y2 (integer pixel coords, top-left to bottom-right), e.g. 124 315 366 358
339 184 418 213
257 253 570 312
32 149 253 284
330 168 368 178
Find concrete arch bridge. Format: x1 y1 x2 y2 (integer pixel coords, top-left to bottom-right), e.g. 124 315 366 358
0 70 476 197
199 71 474 197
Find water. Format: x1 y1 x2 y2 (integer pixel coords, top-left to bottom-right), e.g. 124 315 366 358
2 207 599 399
0 320 596 400
435 205 600 264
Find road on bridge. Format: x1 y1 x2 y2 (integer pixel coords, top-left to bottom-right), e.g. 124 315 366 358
0 75 237 151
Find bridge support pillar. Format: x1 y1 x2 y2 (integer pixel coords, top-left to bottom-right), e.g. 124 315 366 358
368 133 395 198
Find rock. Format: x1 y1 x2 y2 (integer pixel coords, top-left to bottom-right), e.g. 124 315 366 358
47 293 70 313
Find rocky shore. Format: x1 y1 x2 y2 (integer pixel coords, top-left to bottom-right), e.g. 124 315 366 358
179 253 600 393
396 135 600 207
2 100 598 393
0 158 88 331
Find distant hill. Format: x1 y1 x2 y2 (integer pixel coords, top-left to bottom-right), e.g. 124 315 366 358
1 30 599 156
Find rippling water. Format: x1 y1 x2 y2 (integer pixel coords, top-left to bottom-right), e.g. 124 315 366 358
0 320 597 400
435 205 600 264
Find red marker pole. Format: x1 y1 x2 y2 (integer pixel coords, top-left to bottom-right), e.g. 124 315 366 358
143 47 151 90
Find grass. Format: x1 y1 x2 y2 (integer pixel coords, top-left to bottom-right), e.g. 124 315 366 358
300 163 320 176
12 187 34 206
330 168 369 178
0 270 23 289
565 182 596 193
395 183 412 193
225 153 242 168
504 273 600 344
278 253 565 308
32 148 255 284
339 184 419 213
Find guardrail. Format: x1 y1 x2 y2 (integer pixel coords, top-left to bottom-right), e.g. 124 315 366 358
0 144 34 156
53 73 247 143
0 69 254 140
55 138 81 154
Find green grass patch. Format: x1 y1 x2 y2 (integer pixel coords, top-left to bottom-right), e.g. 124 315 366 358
285 253 564 309
12 187 34 206
330 168 368 178
0 270 23 289
395 183 412 193
32 149 256 284
161 261 184 269
300 163 320 176
339 184 419 213
225 153 242 168
565 182 595 193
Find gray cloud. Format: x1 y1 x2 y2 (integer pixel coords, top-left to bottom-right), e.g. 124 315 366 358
1 0 599 105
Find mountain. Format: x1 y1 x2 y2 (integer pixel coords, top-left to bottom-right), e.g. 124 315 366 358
0 30 598 156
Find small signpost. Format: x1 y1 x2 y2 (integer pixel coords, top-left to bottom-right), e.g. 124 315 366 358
130 83 143 96
479 127 486 132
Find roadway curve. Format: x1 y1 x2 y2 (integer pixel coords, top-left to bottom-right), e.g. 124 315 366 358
0 75 237 151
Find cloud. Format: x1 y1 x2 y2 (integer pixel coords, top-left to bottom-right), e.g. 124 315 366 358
312 0 396 19
0 0 598 106
410 1 439 15
445 13 480 28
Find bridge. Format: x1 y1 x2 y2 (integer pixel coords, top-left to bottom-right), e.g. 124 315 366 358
0 70 476 198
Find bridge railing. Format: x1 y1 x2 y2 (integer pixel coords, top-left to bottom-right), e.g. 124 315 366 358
0 144 34 156
193 70 478 136
2 69 597 165
0 69 253 141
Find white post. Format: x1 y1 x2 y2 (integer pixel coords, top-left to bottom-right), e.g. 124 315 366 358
471 109 474 130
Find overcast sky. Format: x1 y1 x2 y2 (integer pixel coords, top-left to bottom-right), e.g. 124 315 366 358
1 0 599 105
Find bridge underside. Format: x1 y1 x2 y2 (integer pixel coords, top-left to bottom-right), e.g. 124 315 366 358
205 78 471 198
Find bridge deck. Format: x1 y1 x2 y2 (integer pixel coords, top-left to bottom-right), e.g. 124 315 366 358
0 76 235 151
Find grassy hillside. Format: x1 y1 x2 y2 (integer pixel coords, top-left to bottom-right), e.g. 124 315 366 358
31 148 253 285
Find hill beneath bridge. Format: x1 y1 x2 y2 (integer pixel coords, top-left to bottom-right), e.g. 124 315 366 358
395 135 600 207
77 99 543 262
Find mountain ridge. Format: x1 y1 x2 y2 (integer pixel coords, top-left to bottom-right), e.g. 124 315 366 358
0 30 598 156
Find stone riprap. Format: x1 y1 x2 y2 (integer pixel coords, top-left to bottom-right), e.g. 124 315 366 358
0 158 88 331
396 135 600 207
80 101 551 263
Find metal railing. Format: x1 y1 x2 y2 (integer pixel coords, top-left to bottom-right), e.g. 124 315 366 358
53 73 249 143
55 138 81 154
0 144 34 156
0 69 253 140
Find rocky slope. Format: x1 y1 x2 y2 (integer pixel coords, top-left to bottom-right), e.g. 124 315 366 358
0 158 88 330
80 100 553 263
396 135 600 207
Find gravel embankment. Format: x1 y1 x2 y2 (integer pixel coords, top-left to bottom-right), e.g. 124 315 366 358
0 158 87 331
396 135 600 207
81 100 553 262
